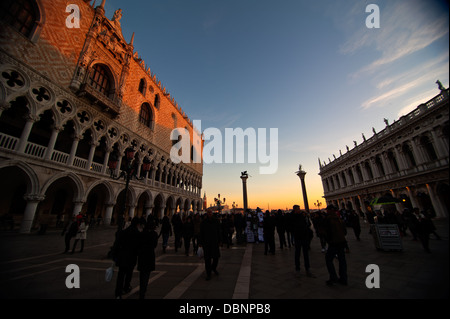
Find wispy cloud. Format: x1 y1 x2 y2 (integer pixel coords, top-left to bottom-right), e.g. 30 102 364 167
361 55 449 109
341 0 449 78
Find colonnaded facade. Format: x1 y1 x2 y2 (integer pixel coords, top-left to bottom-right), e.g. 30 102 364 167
319 86 449 218
0 0 203 233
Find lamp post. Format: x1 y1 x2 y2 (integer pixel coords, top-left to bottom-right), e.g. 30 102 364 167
315 200 322 211
108 147 150 230
214 194 226 214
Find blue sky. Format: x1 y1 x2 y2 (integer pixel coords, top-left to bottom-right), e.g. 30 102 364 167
100 0 449 210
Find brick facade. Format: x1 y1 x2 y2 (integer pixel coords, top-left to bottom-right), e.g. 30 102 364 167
0 0 203 232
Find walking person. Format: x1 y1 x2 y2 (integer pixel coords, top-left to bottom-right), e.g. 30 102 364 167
275 210 287 249
192 213 201 255
263 211 276 255
324 205 348 286
292 205 315 277
71 217 89 253
137 219 158 299
159 213 172 253
171 211 183 252
199 209 221 280
182 215 194 256
62 216 78 253
312 211 327 253
112 217 140 299
347 210 361 241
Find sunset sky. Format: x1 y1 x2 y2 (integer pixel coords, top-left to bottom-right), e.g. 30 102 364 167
101 0 449 210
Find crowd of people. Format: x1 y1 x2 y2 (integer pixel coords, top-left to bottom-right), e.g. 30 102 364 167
60 202 441 298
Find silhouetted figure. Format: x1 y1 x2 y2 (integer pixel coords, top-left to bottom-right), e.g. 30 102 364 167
112 217 140 298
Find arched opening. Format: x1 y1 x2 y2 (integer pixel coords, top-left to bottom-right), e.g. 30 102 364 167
37 176 79 230
154 194 164 219
0 0 38 38
0 96 29 138
28 109 54 147
0 166 29 230
76 129 93 160
85 183 109 226
54 120 75 154
420 135 438 162
402 143 416 168
136 192 150 218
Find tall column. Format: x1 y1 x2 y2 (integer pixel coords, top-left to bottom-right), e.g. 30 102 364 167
72 201 84 216
145 205 153 217
86 141 98 170
426 183 447 218
44 126 62 160
101 148 112 175
20 195 45 233
104 202 115 225
406 187 419 209
16 116 37 153
296 165 310 213
240 172 249 212
68 135 81 166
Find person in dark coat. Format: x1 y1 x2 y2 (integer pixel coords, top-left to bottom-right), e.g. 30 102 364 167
275 210 287 249
62 216 78 253
324 205 348 286
159 214 172 253
263 211 276 255
112 217 140 299
347 210 361 241
171 212 183 252
182 215 195 256
137 219 158 299
199 209 221 280
292 205 315 277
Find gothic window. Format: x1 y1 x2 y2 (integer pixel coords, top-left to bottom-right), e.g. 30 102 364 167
89 64 111 96
154 94 160 109
139 103 153 128
138 78 146 96
0 0 37 38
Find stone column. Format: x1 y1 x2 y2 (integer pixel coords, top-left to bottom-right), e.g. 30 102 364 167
145 205 153 218
16 116 37 153
426 183 447 218
86 141 98 171
44 126 62 160
406 187 419 209
72 201 84 216
104 202 115 225
101 148 112 175
68 135 81 166
241 173 249 212
296 166 310 213
20 194 45 233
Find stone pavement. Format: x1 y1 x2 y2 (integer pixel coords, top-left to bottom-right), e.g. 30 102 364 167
0 218 448 302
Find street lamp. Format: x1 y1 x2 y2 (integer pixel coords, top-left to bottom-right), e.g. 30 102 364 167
214 194 226 214
315 200 322 211
108 147 150 230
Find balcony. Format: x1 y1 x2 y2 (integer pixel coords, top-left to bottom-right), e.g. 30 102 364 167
77 83 121 118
